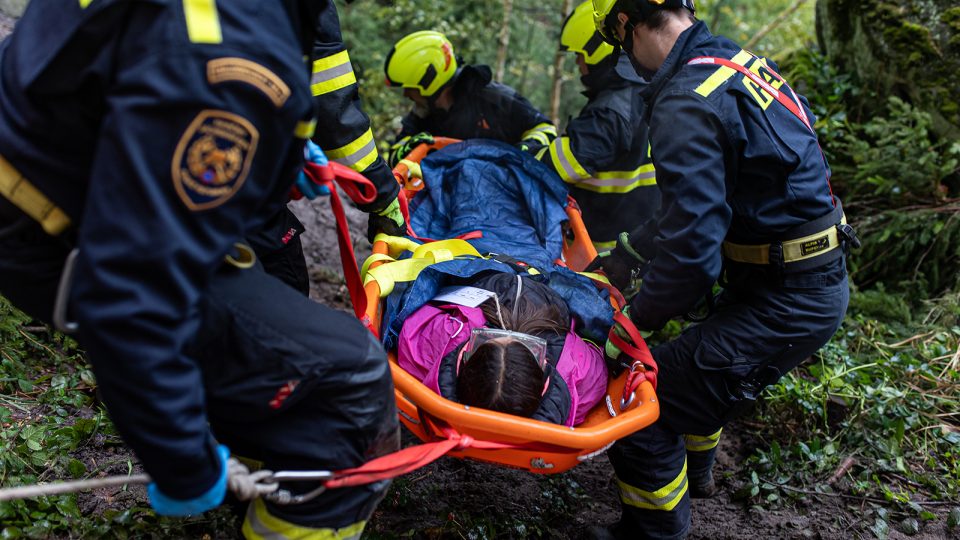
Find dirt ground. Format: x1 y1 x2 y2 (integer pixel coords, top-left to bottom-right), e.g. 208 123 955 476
2 16 957 540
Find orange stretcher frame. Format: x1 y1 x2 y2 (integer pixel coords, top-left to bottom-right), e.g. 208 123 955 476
362 139 659 474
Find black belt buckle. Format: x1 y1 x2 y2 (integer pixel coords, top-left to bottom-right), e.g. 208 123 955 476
837 223 861 252
768 241 785 273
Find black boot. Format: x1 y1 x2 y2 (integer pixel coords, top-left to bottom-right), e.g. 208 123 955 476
688 470 717 499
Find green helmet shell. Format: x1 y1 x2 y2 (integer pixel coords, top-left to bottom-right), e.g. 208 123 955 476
561 1 616 65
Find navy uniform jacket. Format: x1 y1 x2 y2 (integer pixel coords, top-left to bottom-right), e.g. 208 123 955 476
629 21 836 331
398 64 556 147
541 55 660 247
311 3 398 212
0 0 315 498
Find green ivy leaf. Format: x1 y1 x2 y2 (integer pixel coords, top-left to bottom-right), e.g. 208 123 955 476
66 459 86 479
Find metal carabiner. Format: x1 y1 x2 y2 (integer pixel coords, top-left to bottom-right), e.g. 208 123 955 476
262 470 336 506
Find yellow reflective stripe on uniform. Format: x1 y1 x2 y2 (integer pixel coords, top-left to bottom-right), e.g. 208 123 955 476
326 128 378 171
311 51 357 96
294 119 317 139
79 0 94 7
576 164 657 194
243 499 366 540
617 459 689 511
684 429 723 452
521 122 558 146
549 137 589 183
182 0 222 44
0 155 71 236
694 49 753 98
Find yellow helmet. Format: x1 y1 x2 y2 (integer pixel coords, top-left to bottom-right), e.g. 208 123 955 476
592 0 696 45
561 1 615 65
385 31 459 98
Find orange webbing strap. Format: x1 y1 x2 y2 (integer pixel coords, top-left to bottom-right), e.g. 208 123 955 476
302 161 377 328
324 426 519 489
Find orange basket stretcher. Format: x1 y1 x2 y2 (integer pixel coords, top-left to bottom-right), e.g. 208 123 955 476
362 139 659 474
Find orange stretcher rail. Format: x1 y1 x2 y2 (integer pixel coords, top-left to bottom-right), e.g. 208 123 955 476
353 139 660 474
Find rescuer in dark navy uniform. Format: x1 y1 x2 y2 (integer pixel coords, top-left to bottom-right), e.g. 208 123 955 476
0 1 397 537
588 1 856 538
383 31 558 165
542 1 660 251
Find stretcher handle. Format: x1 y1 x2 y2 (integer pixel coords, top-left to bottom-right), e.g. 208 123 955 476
392 137 460 192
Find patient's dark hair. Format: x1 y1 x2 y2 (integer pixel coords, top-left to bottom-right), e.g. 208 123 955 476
456 296 567 417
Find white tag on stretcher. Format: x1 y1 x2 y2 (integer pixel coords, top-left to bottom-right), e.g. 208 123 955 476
431 286 496 308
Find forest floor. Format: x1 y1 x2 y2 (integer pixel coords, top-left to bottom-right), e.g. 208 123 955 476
1 15 957 539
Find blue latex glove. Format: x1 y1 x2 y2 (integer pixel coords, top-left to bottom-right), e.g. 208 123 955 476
148 445 230 517
296 140 331 199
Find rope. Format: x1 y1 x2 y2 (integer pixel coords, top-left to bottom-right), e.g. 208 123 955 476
0 459 282 503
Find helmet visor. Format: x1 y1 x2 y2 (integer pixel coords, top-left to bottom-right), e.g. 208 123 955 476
458 328 549 374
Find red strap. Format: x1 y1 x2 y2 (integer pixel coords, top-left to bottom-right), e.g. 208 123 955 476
608 311 658 390
687 55 835 204
324 427 518 489
302 162 378 322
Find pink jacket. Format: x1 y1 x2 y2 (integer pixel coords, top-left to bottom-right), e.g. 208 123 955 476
397 303 608 426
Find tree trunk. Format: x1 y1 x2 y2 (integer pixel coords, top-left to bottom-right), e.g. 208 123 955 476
550 0 573 126
816 0 960 140
494 0 514 83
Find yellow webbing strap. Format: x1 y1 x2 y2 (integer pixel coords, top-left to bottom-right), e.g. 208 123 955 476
373 233 421 258
577 271 610 285
0 155 71 236
362 238 482 297
722 215 847 265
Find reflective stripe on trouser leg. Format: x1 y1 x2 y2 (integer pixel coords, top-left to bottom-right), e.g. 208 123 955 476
243 499 366 540
685 429 722 481
608 422 691 540
617 458 688 511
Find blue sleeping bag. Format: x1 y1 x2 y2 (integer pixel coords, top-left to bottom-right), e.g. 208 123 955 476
381 141 613 348
409 140 567 269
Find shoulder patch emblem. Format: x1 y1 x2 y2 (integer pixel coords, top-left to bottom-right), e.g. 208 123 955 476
207 57 291 108
172 110 259 211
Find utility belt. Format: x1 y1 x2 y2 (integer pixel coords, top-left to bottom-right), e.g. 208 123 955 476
721 198 859 274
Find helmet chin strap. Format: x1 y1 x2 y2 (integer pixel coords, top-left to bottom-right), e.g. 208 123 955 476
621 20 658 81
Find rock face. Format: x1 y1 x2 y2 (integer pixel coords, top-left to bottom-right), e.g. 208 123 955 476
0 0 26 18
816 0 960 140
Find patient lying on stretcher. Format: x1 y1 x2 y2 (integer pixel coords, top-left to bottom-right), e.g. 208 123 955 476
397 272 608 426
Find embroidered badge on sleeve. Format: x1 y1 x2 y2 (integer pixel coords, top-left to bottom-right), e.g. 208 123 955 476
172 110 259 211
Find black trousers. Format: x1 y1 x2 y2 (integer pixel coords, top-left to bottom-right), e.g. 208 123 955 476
609 260 850 539
0 199 398 528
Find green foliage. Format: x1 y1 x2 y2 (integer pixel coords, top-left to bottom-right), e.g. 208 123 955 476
850 205 960 297
697 0 817 59
337 0 586 146
0 297 235 538
738 304 960 526
835 98 960 201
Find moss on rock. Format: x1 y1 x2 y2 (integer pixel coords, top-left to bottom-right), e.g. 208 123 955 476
817 0 960 140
